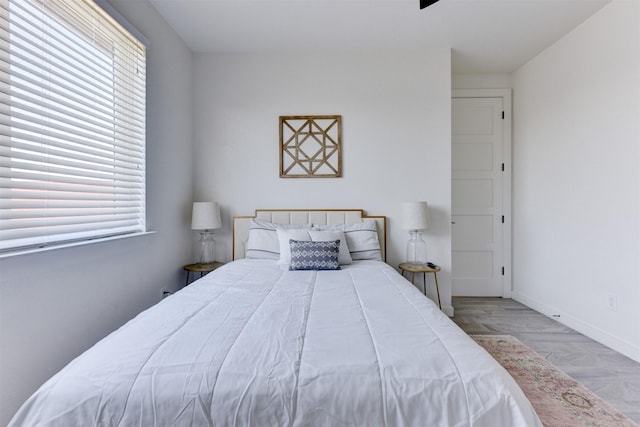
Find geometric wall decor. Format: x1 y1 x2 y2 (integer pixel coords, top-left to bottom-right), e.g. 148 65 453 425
279 115 342 178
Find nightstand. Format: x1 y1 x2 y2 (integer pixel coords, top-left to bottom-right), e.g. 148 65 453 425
183 261 224 286
399 262 442 309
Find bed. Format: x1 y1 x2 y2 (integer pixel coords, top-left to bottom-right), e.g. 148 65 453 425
9 209 541 427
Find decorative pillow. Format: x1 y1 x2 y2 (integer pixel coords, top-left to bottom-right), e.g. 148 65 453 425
277 229 311 266
308 230 352 265
313 220 382 261
289 240 341 271
245 219 312 260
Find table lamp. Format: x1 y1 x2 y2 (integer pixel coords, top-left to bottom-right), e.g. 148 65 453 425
402 201 429 264
191 202 221 264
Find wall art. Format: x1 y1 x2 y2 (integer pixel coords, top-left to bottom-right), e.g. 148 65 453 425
279 115 342 178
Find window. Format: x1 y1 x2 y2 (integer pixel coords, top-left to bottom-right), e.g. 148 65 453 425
0 0 146 252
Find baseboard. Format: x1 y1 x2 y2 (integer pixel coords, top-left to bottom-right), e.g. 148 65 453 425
512 291 640 363
443 305 454 317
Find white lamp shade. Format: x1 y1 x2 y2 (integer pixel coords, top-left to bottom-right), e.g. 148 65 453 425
191 202 222 230
402 201 429 230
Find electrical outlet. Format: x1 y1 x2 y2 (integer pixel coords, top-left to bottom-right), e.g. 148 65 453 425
607 293 617 311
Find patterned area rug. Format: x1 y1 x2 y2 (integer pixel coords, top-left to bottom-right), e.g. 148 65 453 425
472 335 638 427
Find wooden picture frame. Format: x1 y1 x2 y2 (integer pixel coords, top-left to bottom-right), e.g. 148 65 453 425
279 115 342 178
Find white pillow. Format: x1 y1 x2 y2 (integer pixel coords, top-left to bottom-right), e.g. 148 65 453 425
308 230 352 265
245 219 312 260
277 229 311 266
313 220 382 261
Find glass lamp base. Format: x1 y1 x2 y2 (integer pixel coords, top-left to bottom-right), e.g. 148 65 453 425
406 230 427 264
198 231 215 264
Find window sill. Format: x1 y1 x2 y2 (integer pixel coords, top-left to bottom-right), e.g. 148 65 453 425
0 231 157 260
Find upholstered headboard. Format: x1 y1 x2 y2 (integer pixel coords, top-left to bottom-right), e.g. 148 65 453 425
232 209 386 261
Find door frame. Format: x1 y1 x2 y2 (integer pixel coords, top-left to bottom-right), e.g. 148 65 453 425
452 88 512 298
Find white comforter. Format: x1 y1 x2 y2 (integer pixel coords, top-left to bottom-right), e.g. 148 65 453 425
10 260 541 427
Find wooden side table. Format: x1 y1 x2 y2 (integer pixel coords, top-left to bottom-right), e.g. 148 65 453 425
183 261 224 286
399 262 442 309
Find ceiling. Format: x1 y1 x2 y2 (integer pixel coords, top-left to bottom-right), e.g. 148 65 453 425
148 0 611 74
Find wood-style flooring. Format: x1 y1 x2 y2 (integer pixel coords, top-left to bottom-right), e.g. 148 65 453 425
451 297 640 423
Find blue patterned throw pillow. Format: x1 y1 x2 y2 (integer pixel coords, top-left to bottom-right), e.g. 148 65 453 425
289 239 341 271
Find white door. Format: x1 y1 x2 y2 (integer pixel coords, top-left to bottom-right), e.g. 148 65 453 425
452 93 510 297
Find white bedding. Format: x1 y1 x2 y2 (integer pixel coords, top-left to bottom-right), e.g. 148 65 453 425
10 260 541 427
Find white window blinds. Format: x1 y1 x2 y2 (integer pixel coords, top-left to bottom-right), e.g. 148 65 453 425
0 0 146 252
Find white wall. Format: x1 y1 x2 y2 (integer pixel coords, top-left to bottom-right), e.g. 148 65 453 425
192 50 454 314
452 73 513 90
512 0 640 361
0 1 194 424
